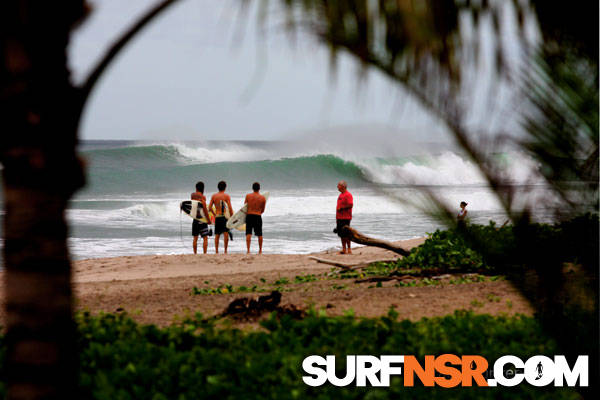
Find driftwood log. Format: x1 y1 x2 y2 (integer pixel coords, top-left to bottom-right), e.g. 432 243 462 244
341 226 411 256
308 256 398 271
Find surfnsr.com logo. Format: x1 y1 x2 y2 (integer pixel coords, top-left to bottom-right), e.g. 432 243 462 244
302 355 589 387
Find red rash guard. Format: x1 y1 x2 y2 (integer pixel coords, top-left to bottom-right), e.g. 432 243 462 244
336 191 353 220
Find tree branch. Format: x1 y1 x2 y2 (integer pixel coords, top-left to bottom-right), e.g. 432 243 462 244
76 0 183 122
308 256 398 270
342 226 411 256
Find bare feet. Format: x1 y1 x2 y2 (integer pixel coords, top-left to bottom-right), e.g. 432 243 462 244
338 250 347 255
347 249 352 254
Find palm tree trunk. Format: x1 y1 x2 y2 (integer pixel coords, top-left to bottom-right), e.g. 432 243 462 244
1 2 87 398
1 1 182 397
3 184 79 399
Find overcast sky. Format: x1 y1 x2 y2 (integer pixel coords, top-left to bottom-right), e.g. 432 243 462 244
69 0 444 141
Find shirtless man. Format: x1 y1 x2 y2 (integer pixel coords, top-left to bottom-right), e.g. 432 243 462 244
244 182 266 254
191 181 211 254
209 181 233 254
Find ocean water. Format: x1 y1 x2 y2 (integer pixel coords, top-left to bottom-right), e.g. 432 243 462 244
59 140 557 260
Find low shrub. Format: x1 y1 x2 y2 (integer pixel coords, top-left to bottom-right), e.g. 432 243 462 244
394 228 488 273
386 214 598 275
10 311 566 399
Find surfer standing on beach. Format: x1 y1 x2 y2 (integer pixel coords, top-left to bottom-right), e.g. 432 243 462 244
336 180 354 254
209 181 234 254
191 181 211 254
244 182 267 255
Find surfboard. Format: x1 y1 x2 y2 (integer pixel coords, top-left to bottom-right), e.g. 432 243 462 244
214 200 232 220
226 191 270 230
212 200 233 240
180 200 214 224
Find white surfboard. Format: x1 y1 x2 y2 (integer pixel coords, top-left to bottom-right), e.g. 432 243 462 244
180 200 211 223
214 200 232 219
226 191 269 230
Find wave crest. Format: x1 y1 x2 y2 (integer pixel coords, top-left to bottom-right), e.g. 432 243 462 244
80 142 542 194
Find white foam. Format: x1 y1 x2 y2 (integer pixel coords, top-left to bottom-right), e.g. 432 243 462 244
67 185 523 239
67 192 411 230
168 142 354 165
170 142 273 164
67 203 176 228
354 151 543 186
68 237 184 260
67 236 339 259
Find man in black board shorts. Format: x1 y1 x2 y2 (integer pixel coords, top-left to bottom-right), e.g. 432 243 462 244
191 181 211 254
209 181 233 254
244 182 266 254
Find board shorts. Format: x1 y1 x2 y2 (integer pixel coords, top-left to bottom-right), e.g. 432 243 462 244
214 216 228 235
336 219 351 238
192 220 210 237
245 214 263 236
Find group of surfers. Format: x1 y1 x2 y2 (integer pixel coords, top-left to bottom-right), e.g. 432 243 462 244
190 179 355 256
190 181 266 255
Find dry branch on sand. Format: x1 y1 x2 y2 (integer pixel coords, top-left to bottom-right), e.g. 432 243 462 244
308 256 397 271
308 227 411 271
342 226 411 256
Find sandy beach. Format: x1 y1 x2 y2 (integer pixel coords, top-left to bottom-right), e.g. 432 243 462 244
1 238 534 327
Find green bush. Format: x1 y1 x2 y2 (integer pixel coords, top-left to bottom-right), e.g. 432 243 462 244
394 228 488 273
0 312 566 398
557 213 599 269
388 214 598 275
0 310 582 399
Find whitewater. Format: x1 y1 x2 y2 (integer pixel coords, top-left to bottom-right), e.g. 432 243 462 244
65 140 555 259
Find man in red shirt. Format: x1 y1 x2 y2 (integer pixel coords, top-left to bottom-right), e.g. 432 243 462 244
336 180 353 254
